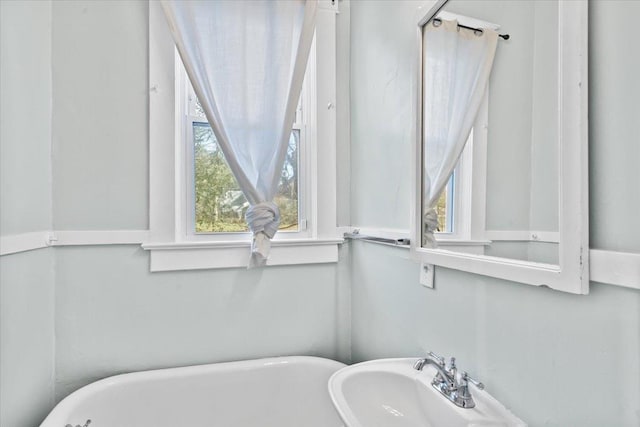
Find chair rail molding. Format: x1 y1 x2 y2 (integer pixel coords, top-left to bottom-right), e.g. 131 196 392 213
343 227 638 291
0 230 149 256
590 249 640 290
2 229 638 291
0 231 52 255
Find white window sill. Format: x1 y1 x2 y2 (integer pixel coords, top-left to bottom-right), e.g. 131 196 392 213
142 238 343 272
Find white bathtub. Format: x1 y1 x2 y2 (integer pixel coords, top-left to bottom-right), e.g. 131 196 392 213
41 356 346 427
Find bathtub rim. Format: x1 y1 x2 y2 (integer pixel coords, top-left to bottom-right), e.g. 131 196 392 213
41 355 346 426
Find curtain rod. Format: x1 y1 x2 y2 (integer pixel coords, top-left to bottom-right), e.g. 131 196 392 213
433 18 510 40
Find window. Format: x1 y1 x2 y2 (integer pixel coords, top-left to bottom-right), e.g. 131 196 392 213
417 14 491 249
145 1 341 271
178 63 309 238
433 125 488 248
435 122 488 252
435 172 454 233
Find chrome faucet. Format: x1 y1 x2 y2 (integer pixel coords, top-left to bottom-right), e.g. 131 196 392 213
413 351 456 389
414 352 484 409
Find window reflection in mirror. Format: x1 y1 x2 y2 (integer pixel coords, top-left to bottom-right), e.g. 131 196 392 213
421 2 559 265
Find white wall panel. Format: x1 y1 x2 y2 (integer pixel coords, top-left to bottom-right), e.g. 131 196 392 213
0 0 53 236
54 246 344 400
52 0 148 230
589 0 640 252
0 250 55 427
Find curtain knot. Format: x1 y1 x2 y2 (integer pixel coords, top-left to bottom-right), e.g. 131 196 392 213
422 207 439 248
246 202 280 268
246 202 281 238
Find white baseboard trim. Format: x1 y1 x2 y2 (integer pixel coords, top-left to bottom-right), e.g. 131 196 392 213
0 232 51 255
590 249 640 290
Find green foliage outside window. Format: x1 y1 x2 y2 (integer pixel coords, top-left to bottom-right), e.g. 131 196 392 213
434 181 450 233
193 123 299 233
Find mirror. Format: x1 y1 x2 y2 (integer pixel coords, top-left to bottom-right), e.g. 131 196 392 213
412 0 589 294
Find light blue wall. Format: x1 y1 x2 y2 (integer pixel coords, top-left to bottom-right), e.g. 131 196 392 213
52 0 148 230
0 2 56 426
54 246 347 400
349 1 640 426
589 0 640 252
349 1 415 229
0 250 55 427
0 0 52 235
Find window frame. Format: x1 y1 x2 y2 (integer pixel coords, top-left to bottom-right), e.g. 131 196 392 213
144 0 341 272
177 54 312 242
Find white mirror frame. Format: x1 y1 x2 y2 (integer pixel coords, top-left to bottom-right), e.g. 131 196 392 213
411 0 589 294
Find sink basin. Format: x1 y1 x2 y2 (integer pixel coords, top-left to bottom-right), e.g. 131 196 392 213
328 358 526 427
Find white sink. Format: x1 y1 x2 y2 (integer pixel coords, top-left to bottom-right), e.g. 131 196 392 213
328 358 526 427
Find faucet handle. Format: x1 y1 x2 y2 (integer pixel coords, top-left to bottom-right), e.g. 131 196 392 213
460 371 484 390
447 357 457 377
427 351 445 366
447 356 456 369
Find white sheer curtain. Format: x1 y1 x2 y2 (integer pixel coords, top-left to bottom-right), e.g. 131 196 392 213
161 0 317 267
422 19 498 247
